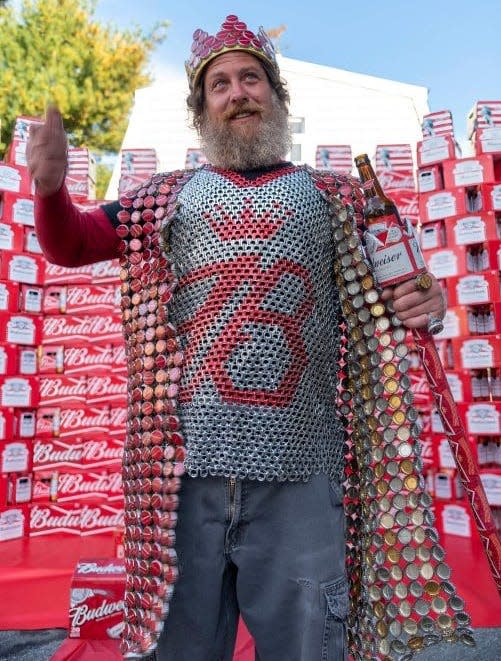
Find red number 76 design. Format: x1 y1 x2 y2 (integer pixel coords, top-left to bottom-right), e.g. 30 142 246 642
179 254 314 406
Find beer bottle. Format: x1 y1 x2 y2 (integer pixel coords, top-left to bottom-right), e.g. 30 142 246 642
354 153 427 289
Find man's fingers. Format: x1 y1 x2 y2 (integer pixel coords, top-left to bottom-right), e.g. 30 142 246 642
45 105 64 132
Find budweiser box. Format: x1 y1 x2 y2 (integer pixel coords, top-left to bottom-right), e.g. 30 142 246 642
0 439 32 473
51 470 122 504
90 260 120 286
423 246 469 280
445 212 498 246
421 110 454 138
434 500 473 538
434 469 465 500
120 148 158 175
451 335 501 370
43 284 117 315
37 343 113 375
82 438 123 470
0 505 27 541
416 134 459 168
69 557 125 639
0 252 44 285
375 144 415 189
32 437 83 472
2 474 32 506
86 374 127 406
442 155 498 188
0 162 33 195
417 165 444 193
419 221 446 251
467 100 501 140
480 469 501 506
42 314 123 345
447 271 501 307
43 262 93 285
185 147 209 170
474 127 501 156
6 115 44 166
0 192 34 226
458 401 501 436
24 227 42 254
432 434 478 470
67 147 97 182
39 374 87 409
314 145 352 173
433 307 469 340
0 375 39 407
29 502 81 537
419 188 467 223
0 221 23 252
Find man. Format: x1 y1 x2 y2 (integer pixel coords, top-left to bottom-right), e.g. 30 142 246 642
28 14 466 661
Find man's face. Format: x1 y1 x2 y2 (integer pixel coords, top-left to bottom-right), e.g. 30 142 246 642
199 51 290 170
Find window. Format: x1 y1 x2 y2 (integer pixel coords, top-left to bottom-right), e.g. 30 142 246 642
289 116 305 134
290 144 302 162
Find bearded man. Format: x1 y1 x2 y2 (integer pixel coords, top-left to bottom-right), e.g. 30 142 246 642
27 14 470 661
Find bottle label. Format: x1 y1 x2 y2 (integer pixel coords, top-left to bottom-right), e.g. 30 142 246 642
364 216 426 287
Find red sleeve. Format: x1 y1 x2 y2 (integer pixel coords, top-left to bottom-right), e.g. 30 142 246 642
34 185 120 267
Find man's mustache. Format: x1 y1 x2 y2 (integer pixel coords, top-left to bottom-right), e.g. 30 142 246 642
223 102 263 121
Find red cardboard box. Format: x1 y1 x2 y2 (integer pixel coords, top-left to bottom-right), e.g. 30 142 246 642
480 183 501 212
69 557 125 639
0 505 27 541
444 370 473 402
29 502 81 537
42 315 122 345
434 469 465 500
417 165 444 193
32 437 83 472
451 335 501 369
434 307 469 339
467 100 501 139
445 212 498 246
0 312 42 345
0 376 39 407
0 252 44 285
82 438 123 470
58 407 109 440
55 471 122 504
474 127 501 156
0 439 32 473
66 174 96 201
38 343 112 375
447 271 500 306
39 374 87 409
419 221 446 250
108 407 126 440
43 262 93 285
0 281 19 312
433 434 478 470
423 246 469 279
0 221 23 252
434 500 473 538
80 502 124 537
90 260 121 285
421 110 454 138
0 192 34 226
480 469 501 506
442 155 497 188
315 145 352 172
14 409 37 437
120 148 158 175
459 401 501 435
86 375 127 406
24 227 41 254
0 163 23 194
3 473 32 505
417 134 458 167
0 407 14 440
6 116 44 165
419 188 467 223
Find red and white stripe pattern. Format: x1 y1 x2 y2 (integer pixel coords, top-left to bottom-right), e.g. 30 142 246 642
421 110 455 138
375 144 414 173
470 100 501 130
315 145 352 173
120 149 158 175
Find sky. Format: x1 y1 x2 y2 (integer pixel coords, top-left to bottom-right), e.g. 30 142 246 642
93 0 500 146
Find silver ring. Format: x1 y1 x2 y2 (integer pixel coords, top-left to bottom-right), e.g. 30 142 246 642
427 313 444 335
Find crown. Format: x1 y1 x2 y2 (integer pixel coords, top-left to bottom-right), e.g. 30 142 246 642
185 14 279 91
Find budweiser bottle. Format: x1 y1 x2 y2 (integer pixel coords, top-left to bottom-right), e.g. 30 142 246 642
354 153 427 288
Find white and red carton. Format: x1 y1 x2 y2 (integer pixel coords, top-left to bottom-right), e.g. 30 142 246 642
53 471 122 504
82 438 123 470
447 271 501 307
434 500 473 538
29 502 81 537
43 262 93 286
32 437 83 472
0 163 33 195
58 407 110 440
0 312 43 346
0 439 32 473
86 374 127 406
185 147 209 170
416 134 459 168
39 374 87 409
315 145 352 173
421 110 455 138
42 314 123 345
467 100 501 139
451 335 501 370
90 260 121 286
0 376 39 407
442 154 499 189
419 188 468 223
417 165 444 194
0 344 37 376
445 212 498 246
0 221 23 252
43 285 116 315
0 192 34 226
0 505 27 541
69 557 125 639
6 115 44 167
0 252 44 285
38 343 113 375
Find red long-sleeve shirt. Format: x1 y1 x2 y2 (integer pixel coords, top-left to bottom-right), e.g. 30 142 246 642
34 185 121 266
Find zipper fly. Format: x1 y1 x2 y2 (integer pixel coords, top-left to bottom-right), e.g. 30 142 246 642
227 477 237 523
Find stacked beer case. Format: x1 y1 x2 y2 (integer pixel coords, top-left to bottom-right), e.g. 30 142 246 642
0 117 129 543
415 105 501 538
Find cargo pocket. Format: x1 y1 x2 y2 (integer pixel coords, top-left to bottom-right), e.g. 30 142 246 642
321 575 349 661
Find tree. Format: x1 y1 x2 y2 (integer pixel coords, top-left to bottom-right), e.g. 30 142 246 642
0 0 168 155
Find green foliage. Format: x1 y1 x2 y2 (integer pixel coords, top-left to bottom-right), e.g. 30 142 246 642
0 0 168 155
95 160 113 200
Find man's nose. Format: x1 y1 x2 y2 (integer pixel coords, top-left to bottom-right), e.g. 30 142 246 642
229 80 248 103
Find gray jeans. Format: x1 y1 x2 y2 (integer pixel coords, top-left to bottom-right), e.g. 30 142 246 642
151 473 348 661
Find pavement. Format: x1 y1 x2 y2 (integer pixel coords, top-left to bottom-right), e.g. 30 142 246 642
0 627 500 660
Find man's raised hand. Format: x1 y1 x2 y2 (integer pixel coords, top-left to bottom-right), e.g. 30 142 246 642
26 106 68 197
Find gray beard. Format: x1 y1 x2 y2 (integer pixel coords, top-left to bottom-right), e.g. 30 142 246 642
199 97 292 171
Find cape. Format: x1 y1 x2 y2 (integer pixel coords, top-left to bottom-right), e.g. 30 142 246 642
115 165 473 660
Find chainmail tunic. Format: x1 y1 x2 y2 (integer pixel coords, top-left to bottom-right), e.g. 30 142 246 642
165 164 345 482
